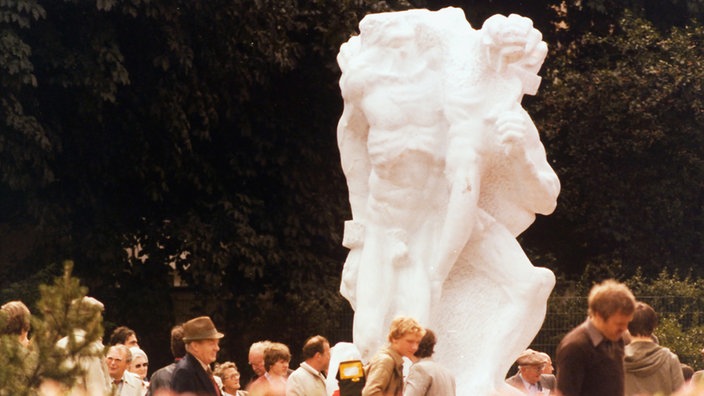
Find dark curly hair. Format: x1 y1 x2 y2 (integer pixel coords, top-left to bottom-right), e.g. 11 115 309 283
414 329 437 358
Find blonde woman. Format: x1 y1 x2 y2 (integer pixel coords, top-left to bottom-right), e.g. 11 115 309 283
215 361 248 396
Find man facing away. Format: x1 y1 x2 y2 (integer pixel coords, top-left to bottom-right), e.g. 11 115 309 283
105 344 143 396
286 335 331 396
171 316 225 396
555 279 636 396
146 324 185 396
404 329 456 396
623 301 684 396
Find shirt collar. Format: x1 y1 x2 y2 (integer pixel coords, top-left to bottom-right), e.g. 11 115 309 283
301 362 326 379
518 373 542 394
585 318 606 347
384 346 405 367
519 373 541 393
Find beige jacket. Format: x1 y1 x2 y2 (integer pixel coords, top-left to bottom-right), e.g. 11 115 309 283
362 347 404 396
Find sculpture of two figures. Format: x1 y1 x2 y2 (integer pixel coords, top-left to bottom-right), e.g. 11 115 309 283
336 7 560 395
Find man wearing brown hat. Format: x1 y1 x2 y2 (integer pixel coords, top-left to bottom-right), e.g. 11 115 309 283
171 316 225 396
505 349 548 395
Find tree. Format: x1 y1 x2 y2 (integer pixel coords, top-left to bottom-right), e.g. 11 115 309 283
524 11 704 276
0 0 416 368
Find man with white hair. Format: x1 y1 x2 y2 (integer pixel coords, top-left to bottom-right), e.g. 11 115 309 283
106 344 143 396
246 340 272 388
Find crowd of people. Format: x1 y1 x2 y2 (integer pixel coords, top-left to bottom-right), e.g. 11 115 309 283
2 279 704 396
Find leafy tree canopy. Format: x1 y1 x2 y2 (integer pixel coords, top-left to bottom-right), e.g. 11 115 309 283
528 11 704 276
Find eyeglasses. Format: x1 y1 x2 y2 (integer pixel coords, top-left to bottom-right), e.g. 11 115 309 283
223 373 241 380
134 363 149 369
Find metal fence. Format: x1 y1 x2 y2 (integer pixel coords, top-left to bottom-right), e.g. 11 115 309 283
531 295 704 366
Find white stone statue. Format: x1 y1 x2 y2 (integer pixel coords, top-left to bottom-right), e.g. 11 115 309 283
336 7 560 395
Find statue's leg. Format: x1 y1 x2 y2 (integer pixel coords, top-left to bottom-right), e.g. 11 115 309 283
433 213 555 395
352 225 395 361
392 262 432 328
473 213 555 357
392 228 432 326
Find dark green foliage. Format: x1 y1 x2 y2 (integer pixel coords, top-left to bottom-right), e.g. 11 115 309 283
0 0 416 368
529 12 704 276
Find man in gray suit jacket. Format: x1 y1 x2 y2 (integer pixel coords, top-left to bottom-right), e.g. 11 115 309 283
404 329 456 396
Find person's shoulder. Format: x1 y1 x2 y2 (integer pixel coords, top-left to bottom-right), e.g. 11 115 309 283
150 363 176 380
505 372 520 384
558 323 591 347
409 358 435 372
123 371 144 388
369 352 395 370
250 375 267 387
172 359 187 372
125 371 141 381
564 321 590 339
172 357 196 378
660 346 683 363
374 348 398 363
287 366 307 380
175 354 197 369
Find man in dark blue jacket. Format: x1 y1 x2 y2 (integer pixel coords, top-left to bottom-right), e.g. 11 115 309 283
171 316 225 396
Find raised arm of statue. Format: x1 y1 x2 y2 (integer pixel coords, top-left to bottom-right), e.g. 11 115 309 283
429 89 485 298
481 14 547 96
429 12 554 296
494 107 560 221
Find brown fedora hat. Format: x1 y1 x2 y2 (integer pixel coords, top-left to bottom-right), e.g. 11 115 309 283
182 316 224 342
